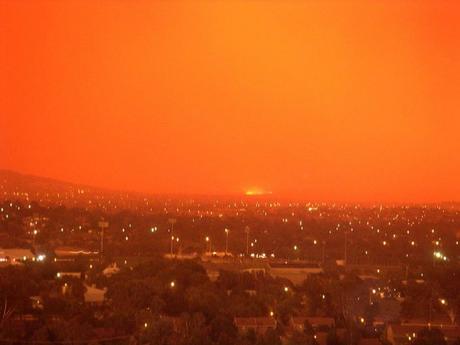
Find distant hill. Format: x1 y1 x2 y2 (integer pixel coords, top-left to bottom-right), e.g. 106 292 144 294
0 169 102 195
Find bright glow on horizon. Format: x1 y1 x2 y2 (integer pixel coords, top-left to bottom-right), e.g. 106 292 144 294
245 188 272 196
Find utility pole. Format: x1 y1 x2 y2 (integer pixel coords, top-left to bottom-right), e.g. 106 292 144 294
245 226 250 257
168 218 176 234
322 240 326 265
98 220 109 258
344 230 348 266
168 218 176 257
429 287 433 326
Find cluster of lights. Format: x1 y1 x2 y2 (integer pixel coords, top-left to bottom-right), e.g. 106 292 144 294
433 251 447 261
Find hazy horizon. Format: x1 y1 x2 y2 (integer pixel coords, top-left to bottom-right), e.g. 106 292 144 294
2 0 459 202
1 168 459 205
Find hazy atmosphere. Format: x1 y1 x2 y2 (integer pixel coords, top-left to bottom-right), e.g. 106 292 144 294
2 2 460 344
2 0 460 201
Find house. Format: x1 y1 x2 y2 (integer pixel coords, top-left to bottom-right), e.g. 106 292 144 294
314 332 328 345
358 339 383 345
92 328 117 339
234 317 277 335
291 317 335 332
30 296 44 310
102 263 120 277
159 316 185 333
386 323 460 345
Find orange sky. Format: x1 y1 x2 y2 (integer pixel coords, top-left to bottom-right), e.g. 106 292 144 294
1 0 459 202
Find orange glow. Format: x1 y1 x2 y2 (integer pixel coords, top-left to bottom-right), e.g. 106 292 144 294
245 189 271 196
1 1 459 202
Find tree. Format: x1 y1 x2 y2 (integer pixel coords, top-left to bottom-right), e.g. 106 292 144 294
31 319 94 343
451 338 460 345
288 330 316 345
413 328 447 345
210 314 237 345
326 328 340 345
304 320 315 336
181 313 212 345
258 328 282 345
364 303 379 325
245 328 258 345
186 283 221 320
142 318 175 345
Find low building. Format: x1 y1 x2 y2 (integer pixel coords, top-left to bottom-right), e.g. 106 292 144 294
164 253 199 260
54 246 98 258
202 251 234 262
0 248 35 265
269 261 323 285
201 261 268 282
56 271 83 279
234 317 277 335
84 284 106 305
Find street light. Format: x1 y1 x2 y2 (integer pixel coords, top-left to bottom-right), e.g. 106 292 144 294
225 228 229 256
440 298 447 305
175 237 180 257
205 236 210 253
170 236 175 256
433 251 447 266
